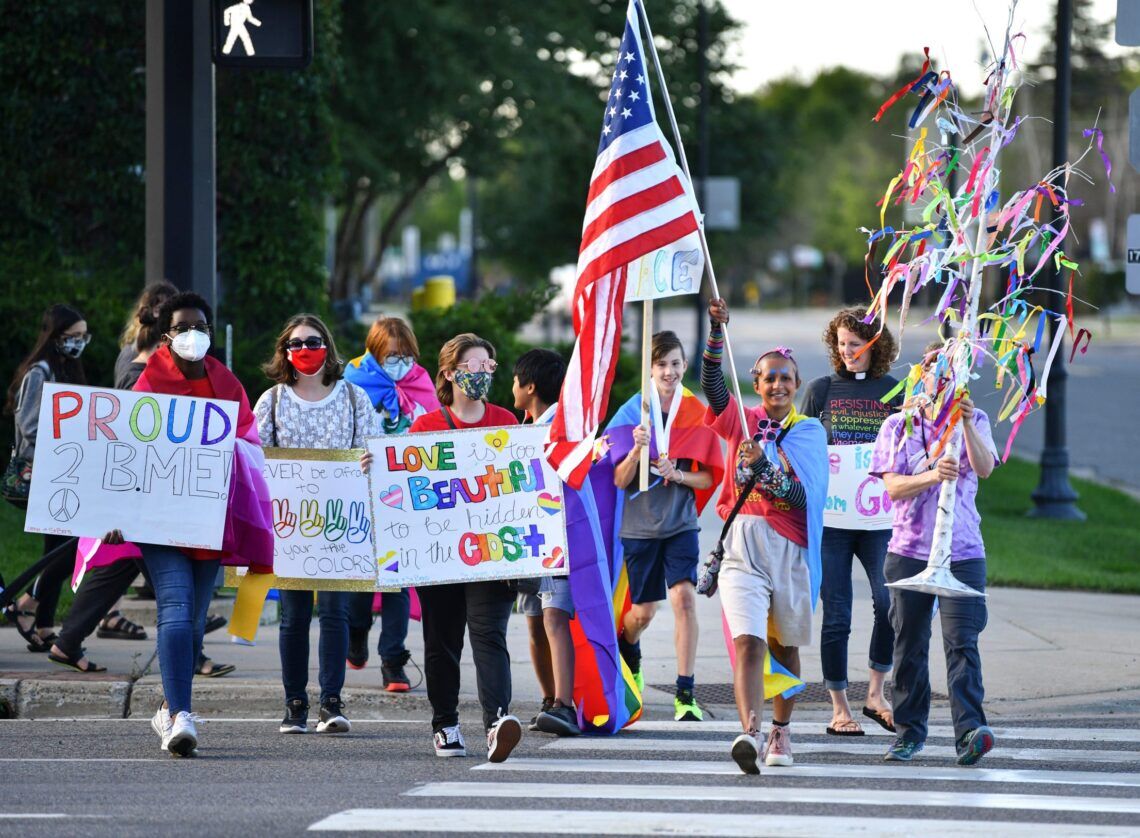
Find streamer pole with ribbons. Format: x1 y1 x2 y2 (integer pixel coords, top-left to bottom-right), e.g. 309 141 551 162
886 3 1019 599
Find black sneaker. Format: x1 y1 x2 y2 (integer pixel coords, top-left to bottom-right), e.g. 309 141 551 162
279 698 309 734
347 629 369 670
381 650 411 692
529 697 555 731
433 724 466 757
486 714 522 763
535 701 580 737
316 696 351 733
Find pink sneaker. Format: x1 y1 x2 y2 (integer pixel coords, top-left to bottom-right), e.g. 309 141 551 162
764 724 794 767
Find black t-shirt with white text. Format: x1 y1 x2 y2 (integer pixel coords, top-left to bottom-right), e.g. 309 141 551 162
800 369 900 445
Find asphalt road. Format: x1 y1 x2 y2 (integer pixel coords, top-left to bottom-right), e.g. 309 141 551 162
5 712 1140 836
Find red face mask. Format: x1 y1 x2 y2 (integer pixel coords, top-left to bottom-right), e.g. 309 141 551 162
288 347 327 377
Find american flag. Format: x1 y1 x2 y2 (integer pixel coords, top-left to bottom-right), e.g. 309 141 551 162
546 0 703 488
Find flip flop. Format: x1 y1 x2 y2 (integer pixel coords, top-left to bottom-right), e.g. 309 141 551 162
204 614 228 635
48 649 107 673
862 706 896 733
826 718 865 736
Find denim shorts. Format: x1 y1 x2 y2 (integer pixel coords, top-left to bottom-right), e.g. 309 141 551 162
539 575 574 616
621 529 701 604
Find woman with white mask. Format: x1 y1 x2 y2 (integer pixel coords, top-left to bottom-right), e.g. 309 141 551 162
103 292 275 757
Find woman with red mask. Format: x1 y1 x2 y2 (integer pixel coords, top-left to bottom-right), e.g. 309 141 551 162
254 314 378 736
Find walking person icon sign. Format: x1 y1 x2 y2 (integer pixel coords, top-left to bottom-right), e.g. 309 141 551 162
211 0 313 69
222 0 261 56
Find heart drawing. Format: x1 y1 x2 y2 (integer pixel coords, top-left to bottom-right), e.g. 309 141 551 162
380 550 398 573
484 430 509 451
542 547 565 570
379 485 404 509
537 493 562 515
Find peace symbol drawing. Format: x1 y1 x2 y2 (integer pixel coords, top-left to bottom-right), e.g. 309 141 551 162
48 488 80 523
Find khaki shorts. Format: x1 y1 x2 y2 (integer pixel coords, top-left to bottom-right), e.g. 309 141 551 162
718 515 812 648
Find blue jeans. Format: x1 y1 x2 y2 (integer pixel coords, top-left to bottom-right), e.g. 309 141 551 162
347 589 410 663
279 589 349 705
885 553 988 744
819 527 894 690
142 545 219 715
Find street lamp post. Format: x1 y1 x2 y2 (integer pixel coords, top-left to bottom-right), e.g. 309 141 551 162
1030 0 1086 520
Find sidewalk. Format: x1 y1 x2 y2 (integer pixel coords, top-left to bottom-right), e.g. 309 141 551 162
4 507 1139 721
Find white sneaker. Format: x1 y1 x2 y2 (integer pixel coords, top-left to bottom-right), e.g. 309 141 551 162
731 732 761 775
433 724 466 757
486 714 522 763
150 705 172 752
167 711 199 757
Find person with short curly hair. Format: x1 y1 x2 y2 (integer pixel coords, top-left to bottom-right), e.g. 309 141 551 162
799 307 901 738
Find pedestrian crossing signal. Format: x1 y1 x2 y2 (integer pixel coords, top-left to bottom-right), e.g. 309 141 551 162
211 0 312 68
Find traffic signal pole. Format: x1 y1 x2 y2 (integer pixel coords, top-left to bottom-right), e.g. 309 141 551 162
145 0 217 310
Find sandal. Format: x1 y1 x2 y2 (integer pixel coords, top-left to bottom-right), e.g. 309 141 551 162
862 706 896 733
195 656 236 678
48 648 107 673
96 610 148 640
204 614 228 635
826 718 865 736
7 606 54 653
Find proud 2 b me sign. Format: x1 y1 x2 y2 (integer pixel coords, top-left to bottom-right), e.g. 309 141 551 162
367 425 568 587
25 384 238 548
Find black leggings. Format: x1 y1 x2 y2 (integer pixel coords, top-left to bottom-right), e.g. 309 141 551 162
29 534 74 628
55 560 144 658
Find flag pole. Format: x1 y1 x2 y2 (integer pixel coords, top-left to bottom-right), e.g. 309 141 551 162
640 299 653 491
634 0 748 433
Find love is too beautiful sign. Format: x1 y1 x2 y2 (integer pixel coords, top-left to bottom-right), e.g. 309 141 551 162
366 424 569 587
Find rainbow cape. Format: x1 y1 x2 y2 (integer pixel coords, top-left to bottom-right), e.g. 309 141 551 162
344 352 438 431
604 388 725 513
719 610 805 700
72 347 274 587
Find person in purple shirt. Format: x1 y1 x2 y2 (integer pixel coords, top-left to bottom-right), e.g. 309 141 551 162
869 343 998 766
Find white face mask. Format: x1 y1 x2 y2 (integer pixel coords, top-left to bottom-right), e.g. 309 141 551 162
381 357 413 382
170 330 211 362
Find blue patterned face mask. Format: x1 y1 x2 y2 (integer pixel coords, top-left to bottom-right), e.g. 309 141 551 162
454 369 492 401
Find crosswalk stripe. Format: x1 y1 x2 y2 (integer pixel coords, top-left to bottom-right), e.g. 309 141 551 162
631 720 1140 743
404 781 1140 815
308 808 1140 836
474 757 1140 787
540 737 1140 764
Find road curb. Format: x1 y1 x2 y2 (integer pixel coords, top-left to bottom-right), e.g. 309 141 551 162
4 673 131 718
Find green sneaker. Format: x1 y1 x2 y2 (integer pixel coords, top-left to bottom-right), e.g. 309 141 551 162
631 667 644 694
674 690 703 721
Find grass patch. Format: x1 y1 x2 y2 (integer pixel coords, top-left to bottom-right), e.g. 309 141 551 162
0 501 74 619
979 457 1140 593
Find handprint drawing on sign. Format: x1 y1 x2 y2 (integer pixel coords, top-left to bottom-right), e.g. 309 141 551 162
346 501 371 545
324 499 348 542
298 498 325 537
273 498 297 538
